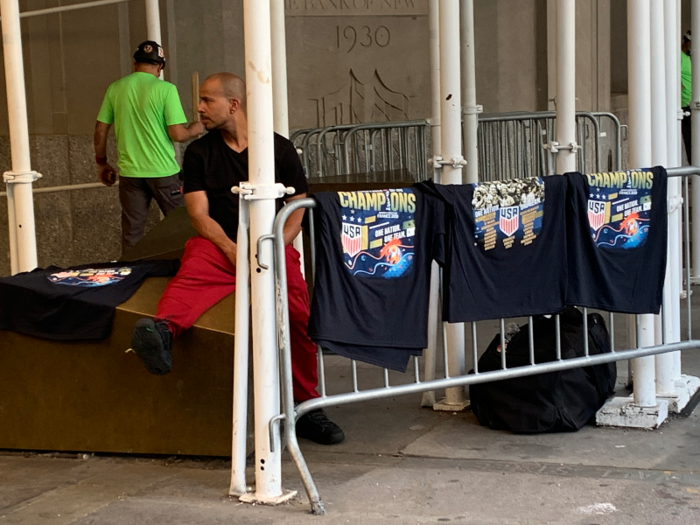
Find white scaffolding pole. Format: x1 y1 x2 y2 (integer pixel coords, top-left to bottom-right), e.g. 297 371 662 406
692 0 700 279
435 0 467 411
461 0 479 184
1 0 39 275
421 0 441 407
628 0 657 409
239 0 292 505
663 0 683 388
270 0 304 273
650 0 675 397
555 0 577 174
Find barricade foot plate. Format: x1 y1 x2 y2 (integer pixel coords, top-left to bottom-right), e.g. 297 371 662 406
595 397 669 429
656 375 700 413
432 398 470 412
239 489 297 505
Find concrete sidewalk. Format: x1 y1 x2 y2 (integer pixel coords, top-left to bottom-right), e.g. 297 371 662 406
2 314 700 524
2 370 700 524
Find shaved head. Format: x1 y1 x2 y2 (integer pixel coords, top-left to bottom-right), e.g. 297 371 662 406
204 73 246 110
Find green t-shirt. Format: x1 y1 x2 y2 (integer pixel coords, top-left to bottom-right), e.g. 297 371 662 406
681 51 692 108
97 72 187 178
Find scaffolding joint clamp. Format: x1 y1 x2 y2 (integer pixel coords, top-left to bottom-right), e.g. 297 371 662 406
544 141 580 154
431 156 466 169
691 101 700 110
3 170 42 184
668 194 684 213
462 104 483 116
679 109 690 120
232 181 294 201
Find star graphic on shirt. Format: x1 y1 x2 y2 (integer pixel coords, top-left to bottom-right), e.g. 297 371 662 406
342 215 347 220
351 209 355 214
349 217 354 222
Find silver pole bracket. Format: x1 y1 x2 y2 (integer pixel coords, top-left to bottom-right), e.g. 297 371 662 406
544 141 581 154
430 156 467 169
231 181 295 201
462 105 483 116
690 101 700 110
680 109 690 120
3 170 42 184
427 117 441 127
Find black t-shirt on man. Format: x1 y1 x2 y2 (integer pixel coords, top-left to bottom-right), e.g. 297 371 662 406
183 130 308 239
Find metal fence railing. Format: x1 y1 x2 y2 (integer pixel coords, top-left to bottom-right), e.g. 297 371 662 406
270 166 697 514
291 111 626 183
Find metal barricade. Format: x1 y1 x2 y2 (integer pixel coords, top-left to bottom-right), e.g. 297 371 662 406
292 111 625 183
269 166 698 514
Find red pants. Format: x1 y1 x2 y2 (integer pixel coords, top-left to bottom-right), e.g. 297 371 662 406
156 236 319 402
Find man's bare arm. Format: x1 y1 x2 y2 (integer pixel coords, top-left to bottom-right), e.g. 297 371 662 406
184 191 238 265
94 121 117 186
283 193 308 246
167 122 205 143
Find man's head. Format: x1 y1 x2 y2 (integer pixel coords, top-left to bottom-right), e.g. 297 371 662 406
683 30 692 56
198 73 247 131
134 41 166 71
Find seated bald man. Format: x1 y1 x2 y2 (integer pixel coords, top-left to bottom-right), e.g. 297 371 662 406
130 73 344 445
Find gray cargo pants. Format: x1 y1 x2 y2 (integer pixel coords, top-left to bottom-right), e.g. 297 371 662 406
119 174 184 252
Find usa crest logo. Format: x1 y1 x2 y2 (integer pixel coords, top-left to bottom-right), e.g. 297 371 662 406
588 200 607 231
342 223 362 257
499 206 520 237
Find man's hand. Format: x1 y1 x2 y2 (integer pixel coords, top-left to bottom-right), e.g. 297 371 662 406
97 163 118 186
222 243 237 267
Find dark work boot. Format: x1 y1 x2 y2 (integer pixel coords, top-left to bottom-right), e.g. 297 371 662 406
131 318 173 375
296 409 345 445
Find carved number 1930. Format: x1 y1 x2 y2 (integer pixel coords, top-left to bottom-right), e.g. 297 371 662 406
336 25 391 53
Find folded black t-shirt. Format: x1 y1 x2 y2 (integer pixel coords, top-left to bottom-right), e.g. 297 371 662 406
0 260 179 340
565 167 667 313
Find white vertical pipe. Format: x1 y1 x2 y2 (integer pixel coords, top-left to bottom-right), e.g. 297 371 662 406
439 0 466 406
429 0 441 182
555 0 577 174
422 0 441 407
230 201 250 496
674 0 683 379
244 0 283 500
270 0 304 274
271 0 289 138
1 0 38 274
145 0 162 44
628 0 657 408
664 0 683 383
651 0 675 396
461 0 478 184
145 0 163 80
691 0 700 278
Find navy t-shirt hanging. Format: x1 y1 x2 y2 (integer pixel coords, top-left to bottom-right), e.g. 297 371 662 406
0 260 179 340
308 188 445 371
419 176 568 322
566 167 667 314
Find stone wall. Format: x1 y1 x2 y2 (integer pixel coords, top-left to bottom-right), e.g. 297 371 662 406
0 0 614 275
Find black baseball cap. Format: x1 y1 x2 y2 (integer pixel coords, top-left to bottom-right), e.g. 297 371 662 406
134 41 166 69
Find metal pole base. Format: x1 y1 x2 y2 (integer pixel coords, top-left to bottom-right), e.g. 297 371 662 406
595 397 669 429
239 489 297 506
658 375 700 413
433 398 470 412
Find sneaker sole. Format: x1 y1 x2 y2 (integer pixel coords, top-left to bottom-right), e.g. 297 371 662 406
131 319 172 375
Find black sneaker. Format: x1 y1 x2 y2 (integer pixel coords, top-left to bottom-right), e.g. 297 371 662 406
131 318 173 375
296 409 345 445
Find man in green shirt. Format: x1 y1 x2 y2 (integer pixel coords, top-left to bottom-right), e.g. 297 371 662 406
94 41 203 252
682 30 692 163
